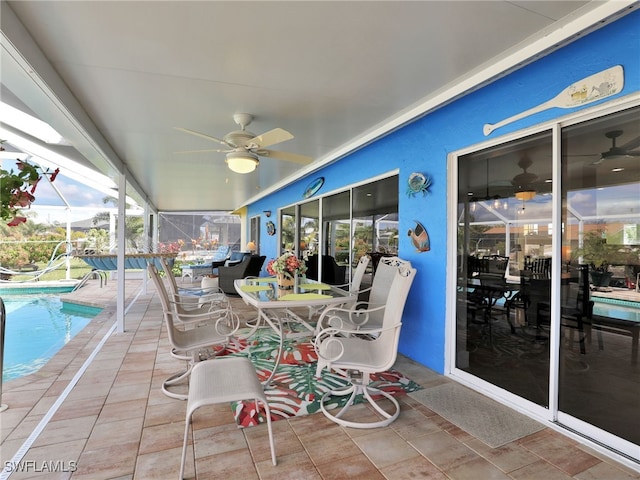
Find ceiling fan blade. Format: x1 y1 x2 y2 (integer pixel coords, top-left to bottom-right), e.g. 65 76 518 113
174 127 229 146
174 148 230 154
259 149 313 165
247 128 294 149
620 135 640 152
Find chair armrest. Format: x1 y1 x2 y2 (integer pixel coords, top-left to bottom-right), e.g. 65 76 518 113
331 282 372 294
219 261 248 275
313 322 402 366
168 299 226 321
316 302 385 331
177 284 220 295
167 300 239 334
172 288 226 303
225 259 243 267
351 285 373 295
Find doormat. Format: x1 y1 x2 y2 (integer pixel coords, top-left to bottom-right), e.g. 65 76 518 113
212 327 422 427
409 383 545 448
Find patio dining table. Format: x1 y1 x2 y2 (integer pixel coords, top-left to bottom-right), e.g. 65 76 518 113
234 277 357 384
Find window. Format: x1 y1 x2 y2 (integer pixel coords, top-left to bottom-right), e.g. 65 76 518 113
278 174 398 285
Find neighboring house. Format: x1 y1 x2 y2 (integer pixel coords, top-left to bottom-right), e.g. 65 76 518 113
70 218 109 232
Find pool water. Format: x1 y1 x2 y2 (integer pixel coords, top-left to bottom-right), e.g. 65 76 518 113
2 295 102 382
593 302 640 323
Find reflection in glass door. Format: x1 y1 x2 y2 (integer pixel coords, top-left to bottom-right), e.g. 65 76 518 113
456 105 640 460
280 206 296 253
299 201 319 258
353 177 399 284
249 215 260 254
277 175 399 288
323 191 352 281
559 106 640 448
456 131 553 407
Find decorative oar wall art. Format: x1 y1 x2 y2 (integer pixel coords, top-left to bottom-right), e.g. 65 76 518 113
483 65 624 136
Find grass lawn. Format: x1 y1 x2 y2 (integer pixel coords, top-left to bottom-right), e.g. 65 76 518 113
5 257 188 282
9 258 94 282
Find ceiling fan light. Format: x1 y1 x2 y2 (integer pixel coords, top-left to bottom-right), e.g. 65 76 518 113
515 190 536 201
226 151 259 174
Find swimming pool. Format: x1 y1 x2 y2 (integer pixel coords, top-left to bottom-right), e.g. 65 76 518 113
0 283 76 296
2 295 102 382
593 296 640 323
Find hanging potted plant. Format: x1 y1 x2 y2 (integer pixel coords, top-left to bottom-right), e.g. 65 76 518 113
1 144 60 227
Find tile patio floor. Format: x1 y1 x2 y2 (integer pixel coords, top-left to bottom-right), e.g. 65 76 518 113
1 276 639 479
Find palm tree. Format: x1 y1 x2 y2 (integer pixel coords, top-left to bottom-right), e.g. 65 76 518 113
92 197 144 252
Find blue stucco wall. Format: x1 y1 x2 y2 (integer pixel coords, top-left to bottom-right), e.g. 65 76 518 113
247 10 640 374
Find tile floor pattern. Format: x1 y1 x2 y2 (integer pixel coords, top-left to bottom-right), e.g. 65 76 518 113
1 277 639 479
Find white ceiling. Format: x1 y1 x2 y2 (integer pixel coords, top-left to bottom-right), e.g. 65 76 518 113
1 1 635 213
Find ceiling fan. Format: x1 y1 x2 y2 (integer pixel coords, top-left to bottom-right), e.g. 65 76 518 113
590 130 640 165
511 156 539 200
175 113 313 174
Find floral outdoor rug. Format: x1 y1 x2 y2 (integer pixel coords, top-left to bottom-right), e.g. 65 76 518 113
209 326 422 428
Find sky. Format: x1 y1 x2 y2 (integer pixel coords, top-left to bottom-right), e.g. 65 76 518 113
2 158 118 225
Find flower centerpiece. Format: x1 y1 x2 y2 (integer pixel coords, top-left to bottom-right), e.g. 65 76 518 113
266 251 307 289
158 239 184 254
0 145 60 226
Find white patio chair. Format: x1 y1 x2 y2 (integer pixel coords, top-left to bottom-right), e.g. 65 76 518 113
334 254 371 295
307 254 370 321
313 257 416 428
147 264 240 400
314 256 404 335
159 257 228 311
157 258 231 360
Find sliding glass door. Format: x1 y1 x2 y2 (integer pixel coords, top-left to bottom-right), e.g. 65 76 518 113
323 191 351 280
353 176 399 284
558 106 640 448
455 104 640 459
299 201 319 259
456 131 553 407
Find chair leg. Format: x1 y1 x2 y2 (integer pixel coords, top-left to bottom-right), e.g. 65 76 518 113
319 372 400 429
179 413 193 479
574 315 587 355
162 366 192 401
171 348 191 360
261 398 277 466
163 351 201 400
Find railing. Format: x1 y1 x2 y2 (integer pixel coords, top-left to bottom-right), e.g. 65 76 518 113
77 253 176 271
0 240 72 282
0 298 7 411
73 270 108 291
